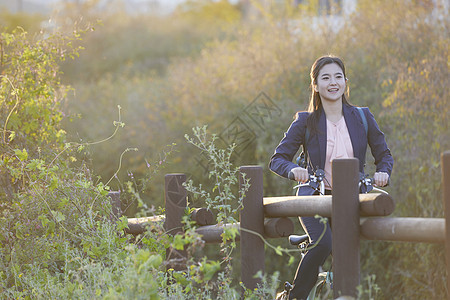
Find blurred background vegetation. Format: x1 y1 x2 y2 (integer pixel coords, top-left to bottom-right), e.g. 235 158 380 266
1 0 449 298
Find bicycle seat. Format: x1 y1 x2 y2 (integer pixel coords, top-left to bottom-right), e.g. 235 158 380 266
289 234 309 246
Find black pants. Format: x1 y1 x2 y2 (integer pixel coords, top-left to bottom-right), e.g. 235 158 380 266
289 190 332 300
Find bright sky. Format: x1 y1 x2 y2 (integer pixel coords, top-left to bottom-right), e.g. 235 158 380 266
26 0 238 6
21 0 239 14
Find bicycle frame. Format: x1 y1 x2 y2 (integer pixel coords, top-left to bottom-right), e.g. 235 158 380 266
307 269 332 300
284 234 333 300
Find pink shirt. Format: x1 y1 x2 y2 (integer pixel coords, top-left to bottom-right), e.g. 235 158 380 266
324 117 354 189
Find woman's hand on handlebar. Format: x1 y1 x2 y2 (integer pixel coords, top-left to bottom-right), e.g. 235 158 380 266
374 172 389 187
289 167 309 183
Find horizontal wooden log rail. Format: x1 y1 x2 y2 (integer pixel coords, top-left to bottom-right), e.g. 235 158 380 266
263 192 394 218
125 207 215 235
127 215 164 235
264 195 332 217
195 217 294 243
361 217 445 243
124 193 395 236
264 217 295 238
195 223 239 244
180 216 446 245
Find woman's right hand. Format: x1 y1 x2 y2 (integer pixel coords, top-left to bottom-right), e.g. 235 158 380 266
290 167 309 183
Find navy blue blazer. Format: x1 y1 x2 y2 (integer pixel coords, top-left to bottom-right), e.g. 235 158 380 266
269 104 394 185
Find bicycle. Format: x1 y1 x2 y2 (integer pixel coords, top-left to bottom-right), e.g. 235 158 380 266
277 170 387 299
277 169 330 300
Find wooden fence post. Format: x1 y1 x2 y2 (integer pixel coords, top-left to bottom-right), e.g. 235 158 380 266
164 173 187 271
240 166 265 291
442 151 450 300
332 158 360 298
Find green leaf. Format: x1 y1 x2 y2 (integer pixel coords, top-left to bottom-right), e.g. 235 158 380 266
14 149 28 161
222 226 238 243
116 216 129 231
8 131 15 142
147 254 163 269
51 210 66 222
38 215 50 227
173 234 186 250
48 176 59 191
135 249 151 265
26 159 43 171
275 246 283 256
57 197 69 209
200 260 221 281
172 271 190 286
288 255 296 266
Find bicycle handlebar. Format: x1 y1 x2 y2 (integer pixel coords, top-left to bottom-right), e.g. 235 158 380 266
288 170 388 195
288 169 325 182
289 169 326 194
359 174 389 194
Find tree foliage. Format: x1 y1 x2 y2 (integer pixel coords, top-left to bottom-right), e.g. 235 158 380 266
0 28 81 198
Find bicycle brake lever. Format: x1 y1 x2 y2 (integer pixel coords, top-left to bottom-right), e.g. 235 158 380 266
309 179 320 190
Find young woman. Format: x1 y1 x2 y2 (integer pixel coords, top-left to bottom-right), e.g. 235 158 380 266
269 55 393 299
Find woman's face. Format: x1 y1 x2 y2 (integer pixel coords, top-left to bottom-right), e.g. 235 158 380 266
314 63 346 103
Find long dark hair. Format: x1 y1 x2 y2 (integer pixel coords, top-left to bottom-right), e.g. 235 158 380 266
306 55 351 134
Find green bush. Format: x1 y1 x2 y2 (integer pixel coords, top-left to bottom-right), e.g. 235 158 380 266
0 27 126 297
0 26 278 298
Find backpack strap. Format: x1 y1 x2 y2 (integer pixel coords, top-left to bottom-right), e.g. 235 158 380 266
356 107 369 170
356 107 368 136
303 127 310 167
305 127 310 146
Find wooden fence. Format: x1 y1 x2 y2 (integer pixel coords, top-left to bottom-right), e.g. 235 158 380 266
109 151 450 299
